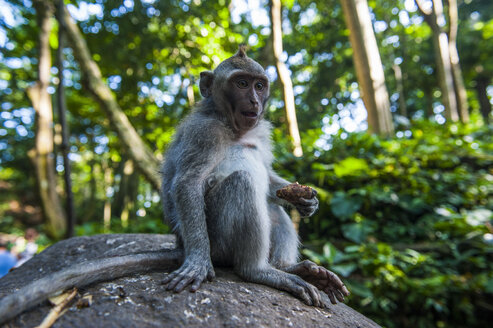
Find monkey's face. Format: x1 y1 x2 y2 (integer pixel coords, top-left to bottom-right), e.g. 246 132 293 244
225 72 269 132
199 46 270 134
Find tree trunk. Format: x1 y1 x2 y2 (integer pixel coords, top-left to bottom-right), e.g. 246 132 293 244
424 87 435 118
56 0 76 238
447 0 469 122
28 0 66 239
113 158 139 228
102 160 113 233
475 77 491 123
270 0 303 157
340 0 394 136
60 4 161 190
416 0 459 122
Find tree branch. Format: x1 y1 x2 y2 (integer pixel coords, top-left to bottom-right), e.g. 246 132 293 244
60 4 162 190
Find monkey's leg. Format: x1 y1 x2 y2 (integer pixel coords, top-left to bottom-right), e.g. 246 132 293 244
268 203 299 268
206 171 328 308
268 205 349 304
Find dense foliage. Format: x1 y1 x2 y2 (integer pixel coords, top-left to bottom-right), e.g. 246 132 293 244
288 118 493 328
0 0 492 327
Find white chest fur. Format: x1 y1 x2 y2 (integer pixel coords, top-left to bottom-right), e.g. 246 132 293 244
212 128 271 197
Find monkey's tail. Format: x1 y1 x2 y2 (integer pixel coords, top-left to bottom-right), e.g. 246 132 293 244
0 249 183 325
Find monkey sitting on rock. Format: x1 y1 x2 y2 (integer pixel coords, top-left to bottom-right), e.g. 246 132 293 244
0 46 348 324
160 45 349 307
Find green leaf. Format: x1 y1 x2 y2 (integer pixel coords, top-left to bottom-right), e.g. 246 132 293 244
330 191 363 219
342 222 375 243
334 157 369 177
346 281 373 298
332 263 357 277
322 242 340 263
485 278 493 294
301 248 325 265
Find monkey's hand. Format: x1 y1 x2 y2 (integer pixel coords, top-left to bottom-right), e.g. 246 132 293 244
284 260 350 304
291 196 319 217
162 256 215 292
276 183 319 217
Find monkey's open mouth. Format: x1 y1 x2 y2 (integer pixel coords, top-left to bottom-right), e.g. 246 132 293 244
241 111 258 118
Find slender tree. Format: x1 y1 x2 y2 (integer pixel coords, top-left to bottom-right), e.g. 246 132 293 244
447 0 469 122
415 0 460 122
341 0 394 136
112 158 139 228
475 76 491 123
270 0 303 157
28 0 66 238
56 0 76 238
102 160 113 233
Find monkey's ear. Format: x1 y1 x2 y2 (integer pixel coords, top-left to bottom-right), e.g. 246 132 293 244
199 71 214 98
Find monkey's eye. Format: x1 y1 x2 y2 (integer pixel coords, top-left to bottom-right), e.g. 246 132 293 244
255 82 264 91
237 79 249 89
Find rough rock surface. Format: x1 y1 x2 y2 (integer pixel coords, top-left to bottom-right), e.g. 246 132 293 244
0 234 381 328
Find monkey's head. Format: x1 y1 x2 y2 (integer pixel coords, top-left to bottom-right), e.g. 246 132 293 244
199 45 270 134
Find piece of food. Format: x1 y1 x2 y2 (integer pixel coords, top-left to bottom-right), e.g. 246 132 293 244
276 182 317 202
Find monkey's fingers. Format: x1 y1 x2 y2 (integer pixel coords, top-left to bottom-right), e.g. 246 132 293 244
161 270 179 285
190 277 206 292
336 289 346 302
288 275 324 308
164 267 192 291
341 284 350 297
283 275 313 306
324 287 346 303
294 286 312 306
207 269 215 281
292 197 317 206
305 283 322 308
319 293 333 309
326 290 337 305
292 198 319 217
322 268 350 296
173 273 196 293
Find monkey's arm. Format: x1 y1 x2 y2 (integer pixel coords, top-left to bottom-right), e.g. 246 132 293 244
0 249 183 325
162 170 215 292
162 118 226 292
268 172 319 217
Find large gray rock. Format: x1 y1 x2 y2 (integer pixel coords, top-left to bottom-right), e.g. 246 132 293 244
0 234 381 327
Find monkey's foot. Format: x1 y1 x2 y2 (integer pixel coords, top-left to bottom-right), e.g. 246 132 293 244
241 268 330 308
161 259 215 292
280 273 331 309
284 260 350 304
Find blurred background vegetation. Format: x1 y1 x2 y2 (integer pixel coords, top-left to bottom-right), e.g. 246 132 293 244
0 0 492 327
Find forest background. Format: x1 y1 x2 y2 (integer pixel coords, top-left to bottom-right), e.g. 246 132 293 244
0 0 492 327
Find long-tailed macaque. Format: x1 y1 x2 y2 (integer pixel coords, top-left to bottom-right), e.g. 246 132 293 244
160 45 349 307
